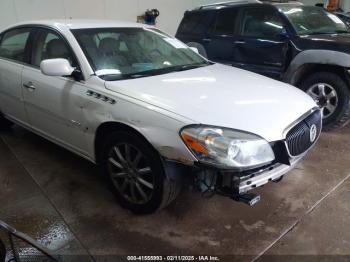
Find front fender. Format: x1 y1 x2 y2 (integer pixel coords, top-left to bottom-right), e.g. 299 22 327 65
83 89 197 166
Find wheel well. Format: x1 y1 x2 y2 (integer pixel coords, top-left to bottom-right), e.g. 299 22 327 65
94 122 155 164
293 64 349 87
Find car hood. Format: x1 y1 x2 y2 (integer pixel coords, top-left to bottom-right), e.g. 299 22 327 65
299 33 350 52
105 64 316 142
300 33 350 42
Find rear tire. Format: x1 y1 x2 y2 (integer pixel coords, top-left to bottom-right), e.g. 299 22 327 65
0 114 13 130
299 72 350 131
101 131 182 214
0 238 5 262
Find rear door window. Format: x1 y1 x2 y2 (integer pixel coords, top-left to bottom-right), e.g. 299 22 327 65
213 8 239 36
0 28 31 63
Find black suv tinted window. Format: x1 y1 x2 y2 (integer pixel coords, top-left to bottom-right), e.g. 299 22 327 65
178 12 208 35
213 8 239 35
241 8 283 38
0 28 30 62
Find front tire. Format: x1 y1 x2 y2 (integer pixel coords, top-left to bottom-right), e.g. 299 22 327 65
300 72 350 131
101 131 182 214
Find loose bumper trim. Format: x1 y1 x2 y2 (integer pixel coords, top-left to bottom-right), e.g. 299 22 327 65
237 155 304 194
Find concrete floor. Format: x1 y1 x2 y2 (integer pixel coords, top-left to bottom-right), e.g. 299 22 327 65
0 124 349 261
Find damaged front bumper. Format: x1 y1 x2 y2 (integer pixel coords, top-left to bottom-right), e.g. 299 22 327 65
193 108 321 206
194 154 305 206
235 155 304 194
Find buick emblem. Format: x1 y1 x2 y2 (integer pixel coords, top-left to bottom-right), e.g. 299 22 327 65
310 124 317 143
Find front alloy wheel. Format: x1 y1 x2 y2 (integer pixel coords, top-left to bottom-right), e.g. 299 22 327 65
307 83 338 119
107 143 155 205
102 131 182 214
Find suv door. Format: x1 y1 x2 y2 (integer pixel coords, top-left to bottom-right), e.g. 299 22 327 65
22 27 89 155
233 6 289 79
0 27 32 124
205 7 240 64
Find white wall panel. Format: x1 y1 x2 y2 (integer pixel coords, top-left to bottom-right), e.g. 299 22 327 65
0 0 225 35
339 0 350 12
105 0 138 22
63 0 106 19
13 0 65 22
0 0 17 31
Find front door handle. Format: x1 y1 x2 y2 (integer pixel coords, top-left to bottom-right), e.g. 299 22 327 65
23 82 36 91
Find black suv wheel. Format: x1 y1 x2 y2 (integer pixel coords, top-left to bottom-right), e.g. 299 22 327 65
300 72 350 131
101 131 182 214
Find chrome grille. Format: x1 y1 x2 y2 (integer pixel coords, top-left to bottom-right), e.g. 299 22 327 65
286 110 322 156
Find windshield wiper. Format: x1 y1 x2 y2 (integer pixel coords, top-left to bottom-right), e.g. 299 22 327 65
172 62 210 72
103 62 212 81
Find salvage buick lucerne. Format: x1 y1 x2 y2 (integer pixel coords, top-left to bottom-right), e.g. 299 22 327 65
0 20 321 214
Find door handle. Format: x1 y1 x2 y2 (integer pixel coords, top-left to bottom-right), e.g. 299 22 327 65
23 82 36 91
202 38 212 43
234 40 246 45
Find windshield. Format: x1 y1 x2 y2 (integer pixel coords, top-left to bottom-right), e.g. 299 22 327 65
278 5 350 35
72 27 210 81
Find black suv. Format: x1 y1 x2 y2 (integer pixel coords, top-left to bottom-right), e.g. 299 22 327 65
176 1 350 130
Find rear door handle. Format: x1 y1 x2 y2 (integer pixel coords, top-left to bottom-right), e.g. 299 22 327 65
23 82 36 91
202 38 212 43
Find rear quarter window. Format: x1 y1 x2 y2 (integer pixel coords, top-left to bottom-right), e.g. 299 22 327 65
0 28 30 63
178 11 212 35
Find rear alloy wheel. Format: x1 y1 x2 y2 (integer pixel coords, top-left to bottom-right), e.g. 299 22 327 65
102 131 182 214
300 72 350 131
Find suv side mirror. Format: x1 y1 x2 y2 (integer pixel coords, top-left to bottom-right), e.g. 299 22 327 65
40 58 75 77
277 28 289 39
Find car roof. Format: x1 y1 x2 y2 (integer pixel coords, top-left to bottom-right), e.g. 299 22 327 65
189 0 302 12
192 0 261 11
3 19 149 31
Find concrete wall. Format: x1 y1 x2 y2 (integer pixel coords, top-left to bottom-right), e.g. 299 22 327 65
0 0 220 35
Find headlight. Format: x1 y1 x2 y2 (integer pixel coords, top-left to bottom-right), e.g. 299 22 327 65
180 126 275 170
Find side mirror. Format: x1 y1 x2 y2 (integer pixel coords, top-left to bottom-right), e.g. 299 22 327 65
277 29 289 39
40 58 75 77
190 47 199 54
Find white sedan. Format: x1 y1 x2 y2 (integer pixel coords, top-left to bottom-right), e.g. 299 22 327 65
0 20 321 214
